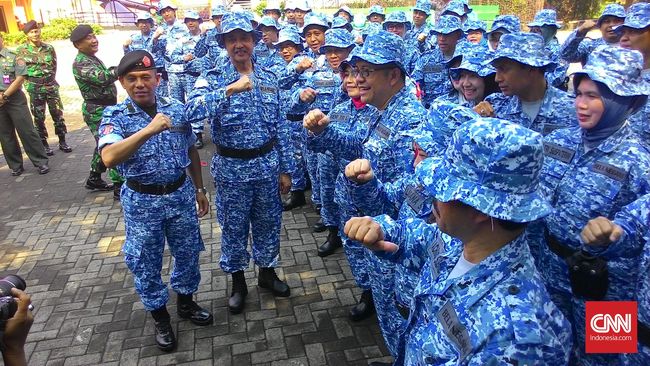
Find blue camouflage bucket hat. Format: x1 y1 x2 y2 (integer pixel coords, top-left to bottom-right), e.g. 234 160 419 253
572 46 649 97
445 41 474 67
527 9 561 28
383 11 412 31
597 4 625 26
367 5 386 19
433 15 463 35
450 47 496 78
362 22 382 40
184 10 202 23
614 2 650 31
216 12 262 48
273 27 304 50
334 6 355 21
406 101 479 155
442 0 469 17
339 46 362 70
412 0 432 16
464 19 487 33
157 0 177 14
211 5 227 17
301 13 329 35
489 15 521 34
487 32 555 68
332 16 352 30
257 16 281 31
421 117 552 222
135 12 154 24
320 28 356 54
351 30 406 74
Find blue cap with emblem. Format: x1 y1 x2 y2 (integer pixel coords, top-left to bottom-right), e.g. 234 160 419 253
301 13 329 35
597 4 625 26
320 28 356 54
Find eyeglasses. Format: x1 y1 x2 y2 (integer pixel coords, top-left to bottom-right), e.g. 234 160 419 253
351 65 395 78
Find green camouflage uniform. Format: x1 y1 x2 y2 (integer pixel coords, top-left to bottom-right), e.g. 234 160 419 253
72 51 123 183
15 42 67 143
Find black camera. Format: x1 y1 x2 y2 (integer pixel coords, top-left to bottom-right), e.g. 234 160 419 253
0 275 27 322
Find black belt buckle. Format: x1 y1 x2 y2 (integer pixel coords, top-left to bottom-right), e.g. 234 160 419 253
127 174 185 195
215 138 277 159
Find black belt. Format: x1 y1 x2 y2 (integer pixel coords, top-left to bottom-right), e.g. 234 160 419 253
126 174 186 195
286 114 304 122
86 98 117 106
395 295 410 319
545 230 575 259
640 321 650 347
215 138 277 159
186 71 201 77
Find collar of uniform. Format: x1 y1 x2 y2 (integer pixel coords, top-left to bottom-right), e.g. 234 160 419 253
507 84 555 119
593 122 633 154
428 233 529 310
383 85 412 113
124 97 167 115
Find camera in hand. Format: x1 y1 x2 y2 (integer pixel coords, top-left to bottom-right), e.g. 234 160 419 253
0 275 27 323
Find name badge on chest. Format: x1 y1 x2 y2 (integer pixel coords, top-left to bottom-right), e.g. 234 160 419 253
405 185 427 214
373 122 391 140
543 141 575 164
436 301 472 361
591 161 627 182
168 126 188 133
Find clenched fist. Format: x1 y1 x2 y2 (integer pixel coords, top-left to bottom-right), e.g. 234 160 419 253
344 217 399 252
147 113 173 135
303 109 330 135
580 217 624 247
295 58 314 73
474 101 495 117
227 74 253 96
345 159 375 184
299 88 318 103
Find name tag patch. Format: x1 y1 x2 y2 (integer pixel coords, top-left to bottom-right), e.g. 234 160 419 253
373 122 391 140
542 124 563 136
405 185 427 215
168 126 189 133
437 301 472 360
591 161 627 182
259 85 277 94
313 79 336 88
329 112 348 123
543 141 575 164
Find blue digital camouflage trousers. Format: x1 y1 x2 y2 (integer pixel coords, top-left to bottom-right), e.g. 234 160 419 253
305 149 321 206
367 251 402 357
318 152 339 227
215 177 281 273
122 179 204 311
289 122 307 191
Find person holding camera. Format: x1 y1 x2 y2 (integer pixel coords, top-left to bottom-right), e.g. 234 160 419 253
1 288 32 366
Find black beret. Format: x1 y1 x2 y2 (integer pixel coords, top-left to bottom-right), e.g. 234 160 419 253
70 24 93 43
23 20 38 34
117 50 157 77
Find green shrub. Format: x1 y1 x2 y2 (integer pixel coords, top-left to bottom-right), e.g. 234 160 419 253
0 31 26 46
1 18 104 46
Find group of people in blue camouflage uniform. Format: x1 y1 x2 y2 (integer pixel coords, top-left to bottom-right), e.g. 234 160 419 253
96 0 650 364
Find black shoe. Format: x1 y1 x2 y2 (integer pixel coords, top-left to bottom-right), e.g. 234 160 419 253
58 135 72 153
282 190 306 211
318 227 342 257
228 271 248 314
194 133 204 149
258 267 290 297
113 182 122 201
11 166 24 176
37 164 50 174
44 146 54 156
154 320 176 352
85 173 114 191
178 300 213 326
349 289 375 321
312 218 327 233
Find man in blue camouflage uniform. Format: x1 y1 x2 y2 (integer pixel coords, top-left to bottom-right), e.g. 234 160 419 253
98 50 212 352
185 12 293 315
487 14 520 50
304 30 426 324
560 4 625 66
440 0 470 25
413 15 465 108
382 11 420 74
193 5 227 70
580 195 650 366
531 46 650 366
345 117 572 366
151 1 192 102
343 102 478 359
527 9 569 90
407 0 434 52
254 17 283 67
366 5 386 24
618 3 650 146
474 32 577 136
180 10 207 148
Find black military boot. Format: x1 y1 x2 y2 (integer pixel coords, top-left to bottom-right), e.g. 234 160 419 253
312 217 327 233
318 226 342 257
194 133 204 149
349 289 375 321
113 182 123 200
57 134 72 153
258 267 290 297
177 293 213 326
151 307 176 352
282 190 306 211
85 172 113 191
228 271 248 314
42 140 54 156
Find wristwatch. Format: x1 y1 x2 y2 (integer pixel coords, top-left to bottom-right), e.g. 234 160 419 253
196 187 207 194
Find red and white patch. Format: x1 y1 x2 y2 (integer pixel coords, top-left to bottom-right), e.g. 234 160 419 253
142 56 151 68
101 125 114 135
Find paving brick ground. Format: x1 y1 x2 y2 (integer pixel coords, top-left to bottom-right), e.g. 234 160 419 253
0 30 391 366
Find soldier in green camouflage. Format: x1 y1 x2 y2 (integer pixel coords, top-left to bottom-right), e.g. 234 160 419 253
16 21 71 156
70 24 124 198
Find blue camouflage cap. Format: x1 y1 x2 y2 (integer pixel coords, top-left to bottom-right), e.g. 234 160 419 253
157 0 177 14
487 32 555 68
383 11 412 31
450 46 496 78
362 22 382 39
332 16 352 30
184 10 202 22
445 41 474 67
614 2 650 31
463 19 487 33
421 117 552 222
320 28 356 54
257 16 281 30
273 27 304 50
597 4 625 25
334 6 355 21
294 0 311 12
527 9 561 28
301 13 329 35
407 101 479 155
211 5 227 17
216 12 262 47
351 30 406 74
442 0 469 17
489 15 521 34
339 45 362 70
135 12 154 23
572 46 649 97
367 5 386 19
433 15 463 35
264 0 281 11
412 0 432 16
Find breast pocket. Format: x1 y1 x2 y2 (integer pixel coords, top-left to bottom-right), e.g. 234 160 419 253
124 138 158 176
169 131 191 168
364 134 395 181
